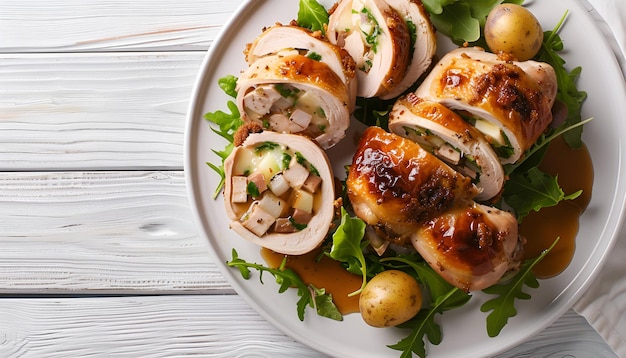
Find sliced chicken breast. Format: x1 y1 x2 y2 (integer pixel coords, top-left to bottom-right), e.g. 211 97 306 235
379 0 437 99
223 130 336 255
236 53 351 149
346 126 479 244
389 93 505 200
245 23 357 111
411 202 522 291
327 0 411 98
415 47 558 164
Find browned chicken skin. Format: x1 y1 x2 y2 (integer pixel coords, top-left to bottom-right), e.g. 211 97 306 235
347 127 478 243
412 202 522 291
347 127 522 290
415 47 557 164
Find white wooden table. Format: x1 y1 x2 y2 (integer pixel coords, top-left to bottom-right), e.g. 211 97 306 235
0 0 620 357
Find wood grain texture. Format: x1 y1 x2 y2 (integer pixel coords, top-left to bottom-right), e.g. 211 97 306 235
0 53 203 170
0 0 243 52
0 0 619 356
0 295 616 358
0 171 230 294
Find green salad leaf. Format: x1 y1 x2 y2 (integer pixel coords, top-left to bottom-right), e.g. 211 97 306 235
227 249 342 321
481 238 559 337
203 1 591 357
204 75 243 198
297 0 329 34
328 207 368 296
429 2 480 43
536 11 588 149
503 167 581 221
381 257 471 358
217 74 238 98
423 0 523 44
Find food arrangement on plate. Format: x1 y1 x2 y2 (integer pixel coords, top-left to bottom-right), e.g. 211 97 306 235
202 0 593 356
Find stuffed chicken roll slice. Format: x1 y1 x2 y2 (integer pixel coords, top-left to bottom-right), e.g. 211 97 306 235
389 93 504 201
415 47 558 164
347 126 479 244
379 0 437 99
327 0 411 98
245 23 357 111
223 130 336 255
236 53 351 149
411 202 523 291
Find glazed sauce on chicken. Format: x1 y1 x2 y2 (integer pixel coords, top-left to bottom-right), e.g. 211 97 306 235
261 134 591 301
261 248 361 314
520 135 593 278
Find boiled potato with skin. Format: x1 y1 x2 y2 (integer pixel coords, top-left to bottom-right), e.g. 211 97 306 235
359 270 422 328
484 4 543 61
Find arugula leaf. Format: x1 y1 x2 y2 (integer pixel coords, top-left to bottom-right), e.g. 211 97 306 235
205 99 241 143
504 118 593 175
204 76 243 198
424 0 523 44
503 167 582 221
420 0 455 15
217 74 238 98
313 286 343 320
536 11 587 149
353 96 394 130
481 238 560 337
328 207 367 296
227 249 342 321
381 257 471 358
430 2 481 43
390 287 471 358
297 0 329 34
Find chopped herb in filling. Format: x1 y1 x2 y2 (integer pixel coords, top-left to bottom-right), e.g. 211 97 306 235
232 144 323 237
306 51 322 61
242 84 330 137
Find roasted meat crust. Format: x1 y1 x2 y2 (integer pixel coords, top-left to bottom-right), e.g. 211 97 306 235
416 47 557 161
412 202 521 291
347 127 478 232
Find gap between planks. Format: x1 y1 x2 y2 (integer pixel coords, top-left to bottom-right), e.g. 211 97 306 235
0 171 232 295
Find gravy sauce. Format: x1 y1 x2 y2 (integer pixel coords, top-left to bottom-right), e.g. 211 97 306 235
261 248 361 314
520 135 593 278
260 136 593 308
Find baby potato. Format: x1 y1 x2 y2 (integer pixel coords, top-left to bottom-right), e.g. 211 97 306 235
484 4 543 61
359 270 422 328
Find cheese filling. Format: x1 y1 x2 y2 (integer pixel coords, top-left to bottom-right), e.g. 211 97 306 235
230 141 323 236
401 125 481 181
243 84 329 137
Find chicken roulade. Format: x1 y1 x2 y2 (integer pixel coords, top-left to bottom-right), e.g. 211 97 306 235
236 53 351 149
327 0 435 99
415 47 558 164
411 202 523 291
223 129 336 255
389 93 505 201
245 23 357 111
381 0 437 99
346 126 479 244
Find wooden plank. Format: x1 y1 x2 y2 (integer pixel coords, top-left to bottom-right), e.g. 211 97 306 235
0 171 230 294
0 0 243 52
0 52 205 171
0 295 615 357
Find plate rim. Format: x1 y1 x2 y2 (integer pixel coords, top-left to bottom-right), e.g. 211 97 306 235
183 0 626 356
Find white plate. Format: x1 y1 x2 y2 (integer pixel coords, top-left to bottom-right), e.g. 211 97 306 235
184 0 626 357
